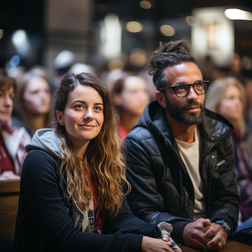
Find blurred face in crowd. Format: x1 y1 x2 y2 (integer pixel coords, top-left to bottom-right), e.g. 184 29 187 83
23 76 51 116
120 76 150 116
56 84 104 148
0 86 15 127
217 85 243 124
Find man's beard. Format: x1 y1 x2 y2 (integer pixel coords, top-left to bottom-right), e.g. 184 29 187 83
165 96 205 125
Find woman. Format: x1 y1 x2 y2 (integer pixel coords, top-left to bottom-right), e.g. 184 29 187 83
111 75 150 141
14 72 179 252
0 69 31 180
13 71 51 136
206 77 252 223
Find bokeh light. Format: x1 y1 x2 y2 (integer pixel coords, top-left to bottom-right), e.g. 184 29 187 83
129 49 146 67
225 8 252 21
186 16 200 27
160 25 175 36
108 59 125 70
10 55 20 67
140 1 151 9
126 21 143 33
0 29 4 39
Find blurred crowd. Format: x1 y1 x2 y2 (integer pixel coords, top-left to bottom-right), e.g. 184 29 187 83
1 49 252 226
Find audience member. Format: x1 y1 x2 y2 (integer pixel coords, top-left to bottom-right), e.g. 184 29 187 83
13 72 52 136
111 75 150 141
50 50 75 91
244 75 252 152
0 69 31 180
123 40 239 251
206 77 252 223
14 72 180 252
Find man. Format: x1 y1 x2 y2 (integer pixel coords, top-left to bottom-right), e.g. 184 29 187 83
123 40 239 251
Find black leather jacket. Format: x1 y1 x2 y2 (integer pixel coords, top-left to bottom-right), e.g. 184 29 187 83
124 100 239 242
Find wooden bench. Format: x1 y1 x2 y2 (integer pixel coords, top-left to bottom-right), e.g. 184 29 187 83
0 179 20 240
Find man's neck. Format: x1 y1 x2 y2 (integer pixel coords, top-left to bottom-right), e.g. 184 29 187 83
166 110 197 143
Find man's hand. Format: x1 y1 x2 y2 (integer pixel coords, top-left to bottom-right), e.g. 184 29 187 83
182 218 212 250
204 222 228 251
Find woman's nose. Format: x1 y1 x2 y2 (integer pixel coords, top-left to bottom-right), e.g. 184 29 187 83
4 96 12 107
84 108 94 120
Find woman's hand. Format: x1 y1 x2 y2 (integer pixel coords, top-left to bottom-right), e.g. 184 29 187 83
0 171 20 180
142 236 181 252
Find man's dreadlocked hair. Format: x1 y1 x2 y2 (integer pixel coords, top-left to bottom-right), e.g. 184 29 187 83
149 40 197 91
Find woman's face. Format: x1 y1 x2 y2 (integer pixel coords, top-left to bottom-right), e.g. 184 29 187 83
56 84 104 147
23 77 51 116
120 76 150 116
217 85 243 123
0 86 15 127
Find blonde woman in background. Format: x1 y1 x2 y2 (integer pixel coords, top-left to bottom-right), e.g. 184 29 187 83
206 77 252 231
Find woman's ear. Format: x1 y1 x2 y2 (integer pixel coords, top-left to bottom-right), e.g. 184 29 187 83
56 110 65 126
156 91 167 108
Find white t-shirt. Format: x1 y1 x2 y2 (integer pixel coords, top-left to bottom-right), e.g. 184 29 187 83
175 127 207 220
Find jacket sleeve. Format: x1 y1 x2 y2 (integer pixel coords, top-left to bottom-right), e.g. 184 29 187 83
16 150 145 252
103 198 161 238
209 136 239 234
123 136 189 242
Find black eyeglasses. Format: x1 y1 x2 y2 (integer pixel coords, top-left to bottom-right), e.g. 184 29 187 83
159 80 209 97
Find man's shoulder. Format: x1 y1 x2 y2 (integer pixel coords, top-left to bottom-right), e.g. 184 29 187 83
125 125 155 142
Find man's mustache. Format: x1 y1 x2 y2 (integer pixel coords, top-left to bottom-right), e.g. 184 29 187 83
181 101 204 109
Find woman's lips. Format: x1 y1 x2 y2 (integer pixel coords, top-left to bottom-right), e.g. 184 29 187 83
79 124 95 129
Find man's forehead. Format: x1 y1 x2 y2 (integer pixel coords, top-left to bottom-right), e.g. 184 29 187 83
164 62 202 85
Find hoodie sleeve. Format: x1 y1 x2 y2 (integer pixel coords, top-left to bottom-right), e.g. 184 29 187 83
15 150 146 252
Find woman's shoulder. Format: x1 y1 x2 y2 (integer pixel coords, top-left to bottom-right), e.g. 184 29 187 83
26 149 58 163
22 150 61 184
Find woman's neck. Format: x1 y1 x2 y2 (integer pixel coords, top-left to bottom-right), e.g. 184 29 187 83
25 114 47 135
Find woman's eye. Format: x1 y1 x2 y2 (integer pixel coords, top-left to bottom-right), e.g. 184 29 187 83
94 106 102 111
75 104 84 109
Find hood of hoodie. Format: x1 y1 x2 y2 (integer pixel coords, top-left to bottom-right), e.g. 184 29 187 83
25 128 61 159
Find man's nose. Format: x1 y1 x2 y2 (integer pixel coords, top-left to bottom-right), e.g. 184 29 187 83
186 86 198 99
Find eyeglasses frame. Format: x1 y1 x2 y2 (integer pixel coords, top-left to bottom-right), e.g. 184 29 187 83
159 80 210 97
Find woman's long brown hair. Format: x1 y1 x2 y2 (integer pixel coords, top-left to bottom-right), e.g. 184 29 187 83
53 72 130 218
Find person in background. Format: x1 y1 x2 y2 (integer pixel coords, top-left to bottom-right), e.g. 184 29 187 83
14 72 180 252
0 69 31 180
206 77 252 225
13 71 52 136
111 75 150 141
244 75 252 153
49 50 75 92
123 40 239 251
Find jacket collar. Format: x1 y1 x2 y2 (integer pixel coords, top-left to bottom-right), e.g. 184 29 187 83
136 100 234 145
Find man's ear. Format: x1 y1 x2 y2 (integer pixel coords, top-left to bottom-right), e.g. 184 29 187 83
56 110 65 126
155 91 166 108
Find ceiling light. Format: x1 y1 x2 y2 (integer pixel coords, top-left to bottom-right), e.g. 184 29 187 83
224 8 252 20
